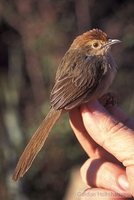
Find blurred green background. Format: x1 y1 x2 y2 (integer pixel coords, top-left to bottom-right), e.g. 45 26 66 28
0 0 133 199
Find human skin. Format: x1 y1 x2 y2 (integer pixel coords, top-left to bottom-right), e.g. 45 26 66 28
69 101 134 199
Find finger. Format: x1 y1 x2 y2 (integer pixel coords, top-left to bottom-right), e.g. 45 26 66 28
80 158 131 198
81 101 134 167
69 107 98 157
81 101 134 195
79 188 130 200
69 108 122 163
126 166 134 196
108 108 134 196
106 105 134 129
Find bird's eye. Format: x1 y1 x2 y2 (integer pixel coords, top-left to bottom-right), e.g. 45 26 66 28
93 42 99 48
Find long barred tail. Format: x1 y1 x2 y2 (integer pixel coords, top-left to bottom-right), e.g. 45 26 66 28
12 108 62 181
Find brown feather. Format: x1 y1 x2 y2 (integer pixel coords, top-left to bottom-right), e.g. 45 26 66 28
12 108 62 181
13 28 118 181
71 29 108 48
50 49 105 110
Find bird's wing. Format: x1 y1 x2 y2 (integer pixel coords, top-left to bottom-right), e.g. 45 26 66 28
50 49 105 110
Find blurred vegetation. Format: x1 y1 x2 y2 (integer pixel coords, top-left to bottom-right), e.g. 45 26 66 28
0 0 133 199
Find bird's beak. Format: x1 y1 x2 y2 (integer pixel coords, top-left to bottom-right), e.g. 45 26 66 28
107 39 121 46
102 39 121 49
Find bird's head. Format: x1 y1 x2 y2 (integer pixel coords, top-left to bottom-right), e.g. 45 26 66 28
71 29 121 56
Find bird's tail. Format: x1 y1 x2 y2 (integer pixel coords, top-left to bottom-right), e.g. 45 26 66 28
12 108 62 181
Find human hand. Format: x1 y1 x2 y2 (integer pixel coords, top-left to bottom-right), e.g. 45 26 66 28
69 101 134 199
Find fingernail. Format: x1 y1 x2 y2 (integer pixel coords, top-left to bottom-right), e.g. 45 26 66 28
118 175 129 191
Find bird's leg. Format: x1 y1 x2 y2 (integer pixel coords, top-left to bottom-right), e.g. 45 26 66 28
99 92 118 107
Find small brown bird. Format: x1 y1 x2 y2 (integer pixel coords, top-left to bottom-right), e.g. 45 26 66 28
13 29 121 181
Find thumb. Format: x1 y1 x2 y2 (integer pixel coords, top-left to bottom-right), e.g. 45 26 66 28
81 101 134 195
